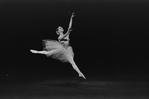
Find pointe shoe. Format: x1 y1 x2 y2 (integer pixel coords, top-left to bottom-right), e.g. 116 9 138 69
30 50 38 53
79 73 86 79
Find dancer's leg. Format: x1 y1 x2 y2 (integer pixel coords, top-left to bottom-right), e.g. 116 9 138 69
30 49 48 54
67 56 86 79
30 49 56 56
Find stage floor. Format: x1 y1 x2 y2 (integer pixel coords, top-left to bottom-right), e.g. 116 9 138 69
1 78 149 99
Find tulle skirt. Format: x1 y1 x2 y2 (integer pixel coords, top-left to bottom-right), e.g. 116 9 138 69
43 40 74 62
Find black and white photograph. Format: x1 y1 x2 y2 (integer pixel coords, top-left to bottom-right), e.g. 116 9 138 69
0 0 149 99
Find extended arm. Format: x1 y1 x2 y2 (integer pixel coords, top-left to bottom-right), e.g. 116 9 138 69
63 12 75 39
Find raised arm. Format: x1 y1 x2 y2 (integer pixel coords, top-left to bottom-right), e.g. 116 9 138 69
63 13 75 38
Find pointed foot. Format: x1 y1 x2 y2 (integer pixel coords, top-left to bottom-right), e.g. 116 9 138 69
79 73 86 79
30 49 38 53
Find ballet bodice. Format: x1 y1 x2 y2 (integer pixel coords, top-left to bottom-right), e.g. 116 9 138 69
59 40 69 48
58 32 70 48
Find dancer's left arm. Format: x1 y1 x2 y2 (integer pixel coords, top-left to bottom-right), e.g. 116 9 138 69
63 12 75 39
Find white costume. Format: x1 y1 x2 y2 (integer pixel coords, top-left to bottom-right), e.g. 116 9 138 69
30 13 86 79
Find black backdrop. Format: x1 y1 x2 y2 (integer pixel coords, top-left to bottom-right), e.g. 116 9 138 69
0 0 149 83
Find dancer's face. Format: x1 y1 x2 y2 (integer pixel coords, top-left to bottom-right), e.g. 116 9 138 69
56 26 64 35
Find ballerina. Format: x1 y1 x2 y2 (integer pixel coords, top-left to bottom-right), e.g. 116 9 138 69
30 13 86 79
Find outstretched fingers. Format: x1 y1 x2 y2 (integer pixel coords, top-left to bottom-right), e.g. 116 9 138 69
72 12 75 17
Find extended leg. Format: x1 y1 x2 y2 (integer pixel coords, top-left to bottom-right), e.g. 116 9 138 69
67 56 86 79
30 49 56 57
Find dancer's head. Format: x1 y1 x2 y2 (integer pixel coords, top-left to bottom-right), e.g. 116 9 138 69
56 26 64 35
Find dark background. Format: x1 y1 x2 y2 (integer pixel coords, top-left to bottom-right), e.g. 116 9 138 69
0 0 149 84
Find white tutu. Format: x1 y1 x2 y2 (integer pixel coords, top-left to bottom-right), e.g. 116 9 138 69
42 40 74 62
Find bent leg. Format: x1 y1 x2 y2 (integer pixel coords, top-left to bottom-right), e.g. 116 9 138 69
67 56 86 79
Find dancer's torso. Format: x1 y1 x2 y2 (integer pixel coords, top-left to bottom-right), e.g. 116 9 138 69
59 37 69 48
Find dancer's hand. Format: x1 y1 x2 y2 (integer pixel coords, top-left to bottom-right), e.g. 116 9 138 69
72 12 75 17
